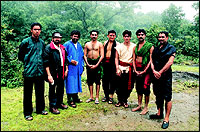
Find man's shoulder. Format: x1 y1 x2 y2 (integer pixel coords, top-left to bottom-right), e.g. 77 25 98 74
46 43 50 47
116 41 121 45
63 40 71 47
130 42 136 47
22 36 31 43
103 40 108 45
97 41 103 46
168 43 176 48
39 38 44 43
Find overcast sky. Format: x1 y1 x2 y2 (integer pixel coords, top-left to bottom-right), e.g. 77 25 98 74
134 1 198 21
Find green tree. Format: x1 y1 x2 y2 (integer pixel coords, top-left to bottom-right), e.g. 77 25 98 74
161 4 185 39
1 24 23 88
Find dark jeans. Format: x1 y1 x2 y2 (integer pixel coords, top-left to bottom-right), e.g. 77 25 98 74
116 72 135 103
67 93 79 103
23 76 45 116
49 67 65 109
102 62 116 100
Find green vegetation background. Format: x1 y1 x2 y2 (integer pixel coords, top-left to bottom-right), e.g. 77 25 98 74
1 1 199 88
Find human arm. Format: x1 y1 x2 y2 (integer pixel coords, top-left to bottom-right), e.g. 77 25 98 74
65 65 68 77
83 43 91 68
150 46 161 79
132 46 140 75
158 53 176 75
18 40 28 62
115 49 121 76
46 67 54 84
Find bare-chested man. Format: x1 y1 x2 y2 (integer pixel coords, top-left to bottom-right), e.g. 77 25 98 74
102 30 120 104
131 29 153 115
84 30 104 104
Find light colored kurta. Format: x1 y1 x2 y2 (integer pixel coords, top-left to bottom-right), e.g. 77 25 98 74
63 40 84 94
115 42 136 73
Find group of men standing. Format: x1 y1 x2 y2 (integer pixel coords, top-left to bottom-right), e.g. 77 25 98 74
18 22 176 129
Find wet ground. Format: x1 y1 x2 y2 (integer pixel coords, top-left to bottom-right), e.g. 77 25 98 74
79 71 199 131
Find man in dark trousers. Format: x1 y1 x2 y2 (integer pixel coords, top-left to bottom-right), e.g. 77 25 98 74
132 29 153 115
44 32 69 114
18 22 48 121
150 31 176 129
115 30 136 108
102 30 120 104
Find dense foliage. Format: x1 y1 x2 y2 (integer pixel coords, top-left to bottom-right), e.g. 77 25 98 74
1 1 199 88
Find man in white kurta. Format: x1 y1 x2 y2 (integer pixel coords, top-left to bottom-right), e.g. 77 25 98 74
115 30 136 108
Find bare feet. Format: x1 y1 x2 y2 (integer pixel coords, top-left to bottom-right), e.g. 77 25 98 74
131 106 141 112
140 108 148 115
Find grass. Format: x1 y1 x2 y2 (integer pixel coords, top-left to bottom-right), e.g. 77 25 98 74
172 64 199 73
1 65 199 131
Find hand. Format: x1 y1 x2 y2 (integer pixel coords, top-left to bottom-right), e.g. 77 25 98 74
135 71 140 76
65 70 68 77
90 64 98 69
116 69 121 76
71 60 78 65
139 70 146 75
48 75 54 84
153 70 161 79
87 64 93 69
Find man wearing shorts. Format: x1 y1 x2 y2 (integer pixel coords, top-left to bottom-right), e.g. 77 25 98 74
84 30 104 104
150 31 176 129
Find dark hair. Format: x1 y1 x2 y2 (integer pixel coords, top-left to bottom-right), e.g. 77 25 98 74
71 30 81 38
122 30 132 37
31 22 42 30
108 30 116 35
90 30 99 35
136 29 146 35
158 31 169 37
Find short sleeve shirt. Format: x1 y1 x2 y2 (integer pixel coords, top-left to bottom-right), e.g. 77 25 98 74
115 42 136 72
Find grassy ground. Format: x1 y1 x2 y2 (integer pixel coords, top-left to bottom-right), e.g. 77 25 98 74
1 65 199 131
172 64 199 73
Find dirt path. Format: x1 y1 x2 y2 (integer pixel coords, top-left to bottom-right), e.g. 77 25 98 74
77 91 199 131
76 71 199 131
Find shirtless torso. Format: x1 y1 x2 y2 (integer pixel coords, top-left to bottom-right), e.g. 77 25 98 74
85 41 103 59
135 43 144 64
104 40 120 58
84 40 104 69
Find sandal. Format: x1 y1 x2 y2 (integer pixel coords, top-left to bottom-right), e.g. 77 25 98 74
108 98 114 104
76 99 83 103
123 102 129 108
101 97 107 102
86 98 94 103
25 115 33 121
41 110 48 115
95 99 99 104
115 102 123 107
68 101 77 108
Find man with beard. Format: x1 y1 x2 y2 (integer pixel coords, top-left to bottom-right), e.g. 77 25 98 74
131 29 153 115
44 32 69 114
150 31 176 129
115 30 136 108
102 30 120 104
63 30 84 108
84 30 104 104
18 22 48 121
